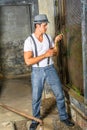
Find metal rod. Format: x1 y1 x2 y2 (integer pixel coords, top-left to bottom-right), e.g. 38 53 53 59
81 0 87 115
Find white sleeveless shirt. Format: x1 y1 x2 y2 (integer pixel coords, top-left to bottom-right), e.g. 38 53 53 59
24 33 54 67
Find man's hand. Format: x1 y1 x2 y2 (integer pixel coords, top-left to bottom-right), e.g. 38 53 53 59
53 33 63 55
44 48 57 58
54 33 63 43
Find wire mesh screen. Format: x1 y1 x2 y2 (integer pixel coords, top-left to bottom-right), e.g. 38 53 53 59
65 0 83 95
66 0 82 25
55 0 84 95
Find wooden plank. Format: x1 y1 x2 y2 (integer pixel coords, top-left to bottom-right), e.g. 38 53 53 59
63 86 87 117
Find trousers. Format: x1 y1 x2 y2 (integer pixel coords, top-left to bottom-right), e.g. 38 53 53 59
31 64 68 123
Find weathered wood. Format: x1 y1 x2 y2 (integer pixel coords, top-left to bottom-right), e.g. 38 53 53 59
63 86 87 118
0 103 43 125
0 74 4 79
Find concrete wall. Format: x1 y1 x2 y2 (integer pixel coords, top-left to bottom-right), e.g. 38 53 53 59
38 0 55 38
0 6 32 77
0 6 31 42
0 0 39 78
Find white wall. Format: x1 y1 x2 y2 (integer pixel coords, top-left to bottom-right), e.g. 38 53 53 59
38 0 55 38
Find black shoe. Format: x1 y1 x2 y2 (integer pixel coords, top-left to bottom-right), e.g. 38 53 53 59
29 122 39 130
61 119 75 127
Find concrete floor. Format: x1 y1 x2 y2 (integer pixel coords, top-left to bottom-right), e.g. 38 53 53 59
0 76 82 130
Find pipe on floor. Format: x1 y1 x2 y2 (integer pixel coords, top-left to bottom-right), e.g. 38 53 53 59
0 103 44 129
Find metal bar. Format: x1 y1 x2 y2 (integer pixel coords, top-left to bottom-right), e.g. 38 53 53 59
28 5 32 33
0 0 32 6
81 0 87 115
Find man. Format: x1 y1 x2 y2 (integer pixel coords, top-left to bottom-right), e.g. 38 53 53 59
24 14 74 130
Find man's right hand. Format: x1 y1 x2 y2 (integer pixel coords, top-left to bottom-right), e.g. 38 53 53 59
44 48 57 58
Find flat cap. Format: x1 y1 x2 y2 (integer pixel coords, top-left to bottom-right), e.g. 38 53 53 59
34 14 49 24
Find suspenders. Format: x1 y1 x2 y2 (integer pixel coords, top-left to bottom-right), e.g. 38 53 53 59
30 34 51 66
30 35 39 66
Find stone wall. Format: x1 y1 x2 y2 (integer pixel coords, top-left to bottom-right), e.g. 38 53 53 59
0 40 30 77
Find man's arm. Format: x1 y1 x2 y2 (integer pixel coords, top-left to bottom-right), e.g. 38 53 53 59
24 51 46 66
24 49 56 66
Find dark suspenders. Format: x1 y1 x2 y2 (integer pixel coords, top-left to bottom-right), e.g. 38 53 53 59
30 33 51 66
45 33 50 65
30 35 39 66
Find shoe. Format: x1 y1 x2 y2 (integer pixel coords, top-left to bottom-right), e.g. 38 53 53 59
29 122 39 130
61 118 75 127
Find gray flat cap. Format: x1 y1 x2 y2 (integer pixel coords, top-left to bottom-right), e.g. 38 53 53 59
34 14 49 24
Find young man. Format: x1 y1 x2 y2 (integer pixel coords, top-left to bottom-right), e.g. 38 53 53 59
24 14 74 130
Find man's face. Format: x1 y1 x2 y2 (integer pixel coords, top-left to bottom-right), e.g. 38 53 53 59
37 23 48 34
